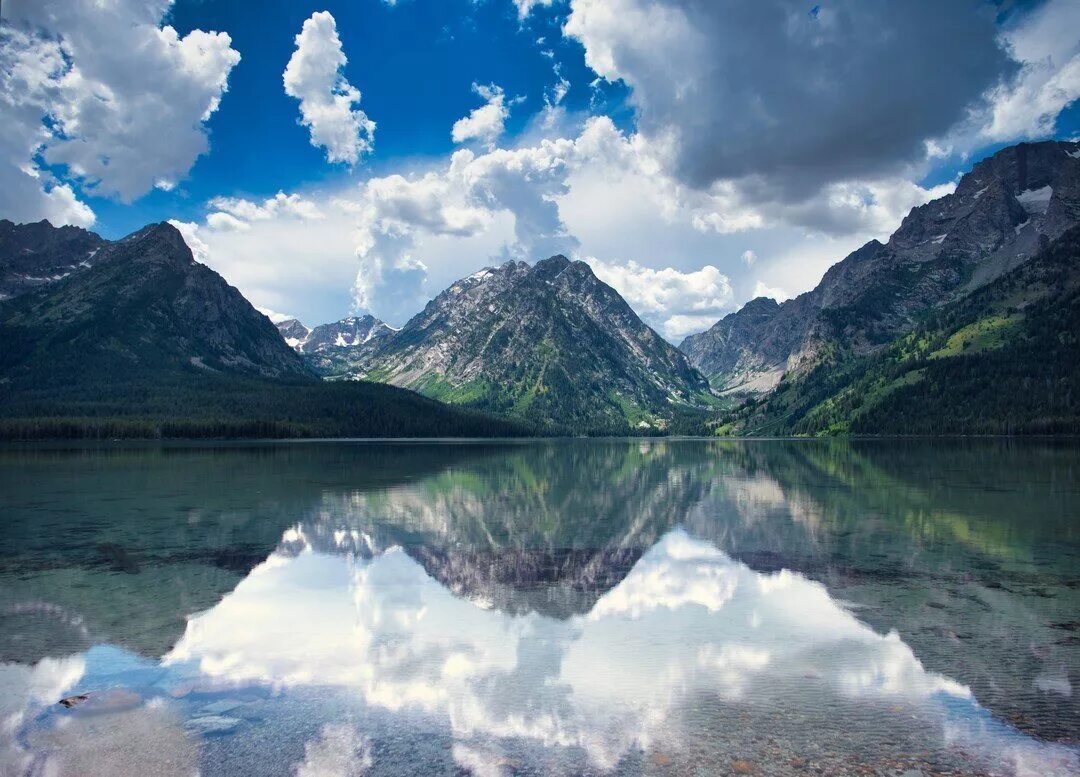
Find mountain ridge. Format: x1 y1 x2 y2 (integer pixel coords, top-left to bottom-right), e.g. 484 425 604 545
0 221 313 383
0 218 109 301
275 314 394 374
4 140 1080 438
714 222 1080 435
680 140 1080 394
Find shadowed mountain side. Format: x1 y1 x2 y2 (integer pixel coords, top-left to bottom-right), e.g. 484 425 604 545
716 222 1080 435
0 222 311 383
0 219 109 301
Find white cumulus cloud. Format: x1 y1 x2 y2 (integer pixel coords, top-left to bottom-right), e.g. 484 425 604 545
586 257 734 339
514 0 558 20
175 114 958 334
979 0 1080 142
452 83 516 149
284 11 375 165
209 192 326 224
0 0 239 221
752 280 790 303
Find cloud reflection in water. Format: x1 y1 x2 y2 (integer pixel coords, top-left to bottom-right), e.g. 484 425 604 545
163 526 1077 775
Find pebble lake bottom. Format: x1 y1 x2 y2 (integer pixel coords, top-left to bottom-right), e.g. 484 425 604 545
1 438 1077 776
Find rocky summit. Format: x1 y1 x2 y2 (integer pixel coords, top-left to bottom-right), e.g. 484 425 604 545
681 140 1080 393
298 255 714 432
275 314 393 374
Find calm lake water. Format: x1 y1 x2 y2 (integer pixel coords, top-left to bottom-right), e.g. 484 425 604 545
0 439 1078 776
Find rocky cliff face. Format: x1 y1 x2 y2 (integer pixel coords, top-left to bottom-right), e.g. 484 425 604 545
319 255 712 431
0 222 312 383
680 140 1080 393
679 297 786 391
0 219 108 301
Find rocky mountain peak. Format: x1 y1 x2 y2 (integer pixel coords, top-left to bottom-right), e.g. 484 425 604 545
298 254 711 431
972 140 1076 195
741 296 781 312
0 219 311 382
533 254 574 279
275 318 312 348
888 141 1079 261
117 221 190 256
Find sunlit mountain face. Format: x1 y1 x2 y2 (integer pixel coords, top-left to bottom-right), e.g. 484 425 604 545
1 440 1078 775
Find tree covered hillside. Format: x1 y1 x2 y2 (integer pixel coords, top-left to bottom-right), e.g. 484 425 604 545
716 225 1080 436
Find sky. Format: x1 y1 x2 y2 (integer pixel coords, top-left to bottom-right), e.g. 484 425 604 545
1 0 1079 341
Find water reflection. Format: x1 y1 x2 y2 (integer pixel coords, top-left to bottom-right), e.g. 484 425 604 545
0 439 1078 775
168 526 1059 772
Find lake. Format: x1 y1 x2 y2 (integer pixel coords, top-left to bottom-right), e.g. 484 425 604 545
0 439 1078 776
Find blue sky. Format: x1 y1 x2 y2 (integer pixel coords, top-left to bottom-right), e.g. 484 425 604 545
88 0 625 237
2 0 1079 338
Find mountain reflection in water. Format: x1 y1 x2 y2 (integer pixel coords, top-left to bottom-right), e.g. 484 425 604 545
0 439 1077 776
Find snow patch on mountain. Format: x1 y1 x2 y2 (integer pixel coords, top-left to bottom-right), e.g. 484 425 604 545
1016 185 1053 214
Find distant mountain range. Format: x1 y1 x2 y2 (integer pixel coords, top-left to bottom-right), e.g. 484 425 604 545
275 314 393 353
3 139 1080 438
274 314 393 374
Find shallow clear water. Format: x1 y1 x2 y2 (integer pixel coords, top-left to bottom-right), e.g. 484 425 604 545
0 439 1078 776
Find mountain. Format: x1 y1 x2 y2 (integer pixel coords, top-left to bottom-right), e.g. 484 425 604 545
0 220 530 440
681 140 1080 395
0 221 311 384
303 255 715 432
729 222 1080 435
304 314 393 351
0 218 108 301
712 215 1080 435
275 317 311 348
679 296 788 391
275 314 393 374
